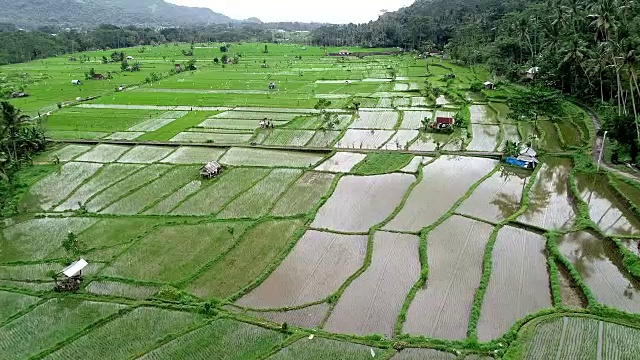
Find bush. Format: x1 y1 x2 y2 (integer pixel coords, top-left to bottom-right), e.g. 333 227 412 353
470 82 484 92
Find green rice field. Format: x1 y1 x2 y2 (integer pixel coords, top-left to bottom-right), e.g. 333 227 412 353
1 43 638 360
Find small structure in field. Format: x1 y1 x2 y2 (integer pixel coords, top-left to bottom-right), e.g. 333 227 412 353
55 258 88 292
200 161 222 178
431 116 455 131
338 48 351 56
526 67 540 80
506 147 539 169
10 92 28 98
92 73 105 80
126 56 134 60
269 82 276 90
483 81 495 90
72 79 81 85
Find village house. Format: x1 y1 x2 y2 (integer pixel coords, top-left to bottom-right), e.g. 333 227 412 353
431 116 455 131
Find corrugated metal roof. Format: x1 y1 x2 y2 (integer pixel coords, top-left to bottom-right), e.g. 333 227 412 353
61 259 88 277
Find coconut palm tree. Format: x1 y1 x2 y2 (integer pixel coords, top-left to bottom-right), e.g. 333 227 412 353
0 101 31 164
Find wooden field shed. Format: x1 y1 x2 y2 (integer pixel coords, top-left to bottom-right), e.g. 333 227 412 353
200 161 222 178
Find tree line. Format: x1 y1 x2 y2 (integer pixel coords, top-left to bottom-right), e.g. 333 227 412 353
0 23 307 65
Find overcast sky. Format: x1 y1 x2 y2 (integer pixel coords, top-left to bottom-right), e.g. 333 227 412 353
166 0 415 23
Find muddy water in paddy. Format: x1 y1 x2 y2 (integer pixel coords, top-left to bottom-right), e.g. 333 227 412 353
518 157 576 230
384 156 497 232
324 232 420 338
403 216 494 339
468 125 500 152
558 231 640 313
457 167 528 223
469 105 498 124
575 173 640 236
500 124 521 148
392 348 457 359
477 227 552 341
312 173 415 232
236 231 367 309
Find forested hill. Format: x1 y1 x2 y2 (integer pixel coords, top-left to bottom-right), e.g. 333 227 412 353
0 0 234 28
310 0 538 48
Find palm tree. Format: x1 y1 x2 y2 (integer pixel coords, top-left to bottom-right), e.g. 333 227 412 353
0 101 31 163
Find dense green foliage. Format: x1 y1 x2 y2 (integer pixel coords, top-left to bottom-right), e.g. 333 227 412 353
0 101 47 213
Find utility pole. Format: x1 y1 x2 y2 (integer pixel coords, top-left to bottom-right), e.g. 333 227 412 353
597 130 608 171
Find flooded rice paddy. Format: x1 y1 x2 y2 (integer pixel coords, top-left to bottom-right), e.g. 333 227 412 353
384 156 497 232
324 232 421 337
575 173 640 236
518 158 576 230
457 168 528 223
237 231 367 308
403 216 494 339
312 173 415 232
477 227 552 341
558 232 640 313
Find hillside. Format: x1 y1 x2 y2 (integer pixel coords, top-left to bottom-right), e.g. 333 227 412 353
0 0 234 28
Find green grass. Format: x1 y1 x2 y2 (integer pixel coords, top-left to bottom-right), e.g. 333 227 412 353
351 153 414 175
185 219 305 299
44 108 164 132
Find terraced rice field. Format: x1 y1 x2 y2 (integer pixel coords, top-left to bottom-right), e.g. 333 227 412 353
574 173 640 236
237 231 368 308
139 319 287 360
325 232 420 337
521 317 640 360
558 232 640 313
384 156 497 232
3 45 639 359
314 152 366 173
43 307 205 360
518 158 576 230
270 172 335 216
349 111 399 129
312 173 415 232
403 216 494 339
457 168 528 223
335 129 395 149
0 299 125 360
477 227 552 341
401 111 433 129
219 147 324 167
468 124 500 152
24 161 103 210
246 304 329 328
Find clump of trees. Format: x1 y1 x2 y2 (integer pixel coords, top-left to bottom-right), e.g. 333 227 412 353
0 101 46 213
314 99 339 130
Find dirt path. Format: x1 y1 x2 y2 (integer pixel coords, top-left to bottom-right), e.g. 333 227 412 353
581 104 640 182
